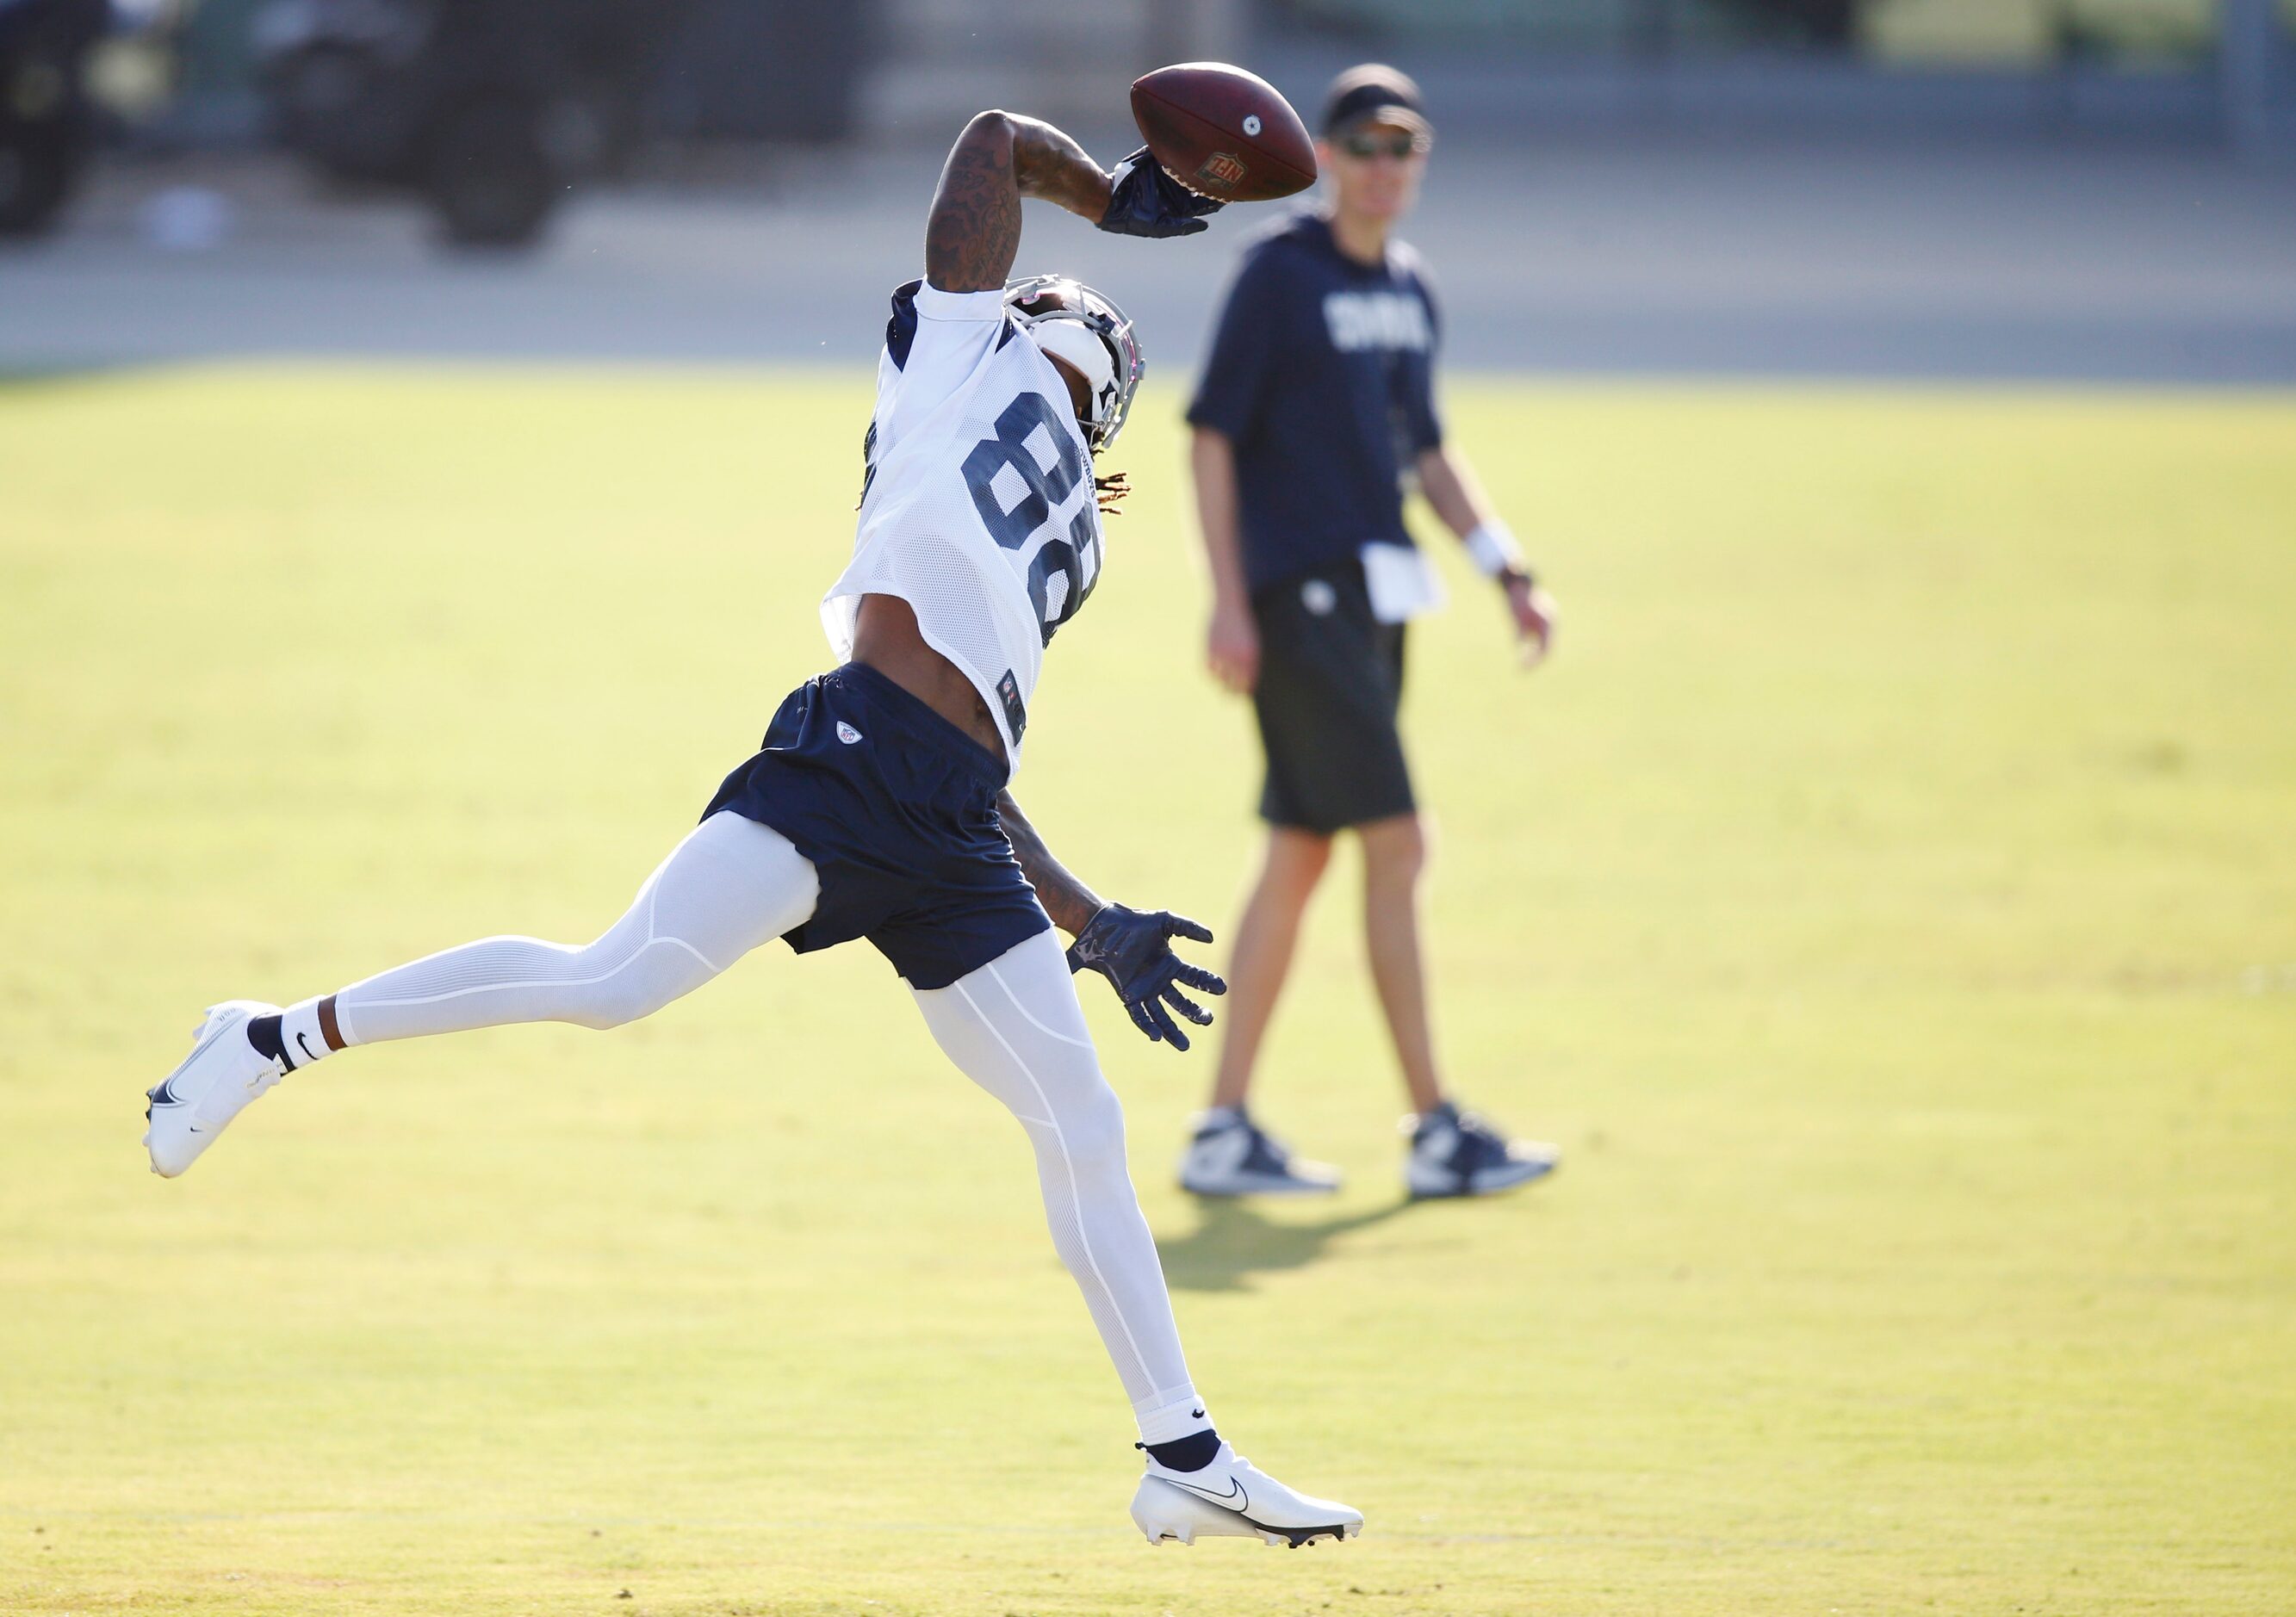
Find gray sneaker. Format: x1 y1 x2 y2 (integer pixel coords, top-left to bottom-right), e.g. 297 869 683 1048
1405 1100 1558 1198
1178 1109 1342 1198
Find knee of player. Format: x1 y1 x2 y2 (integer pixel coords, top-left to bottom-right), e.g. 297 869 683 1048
570 971 676 1031
567 1000 640 1032
1269 828 1337 894
1362 812 1431 882
1052 1080 1132 1172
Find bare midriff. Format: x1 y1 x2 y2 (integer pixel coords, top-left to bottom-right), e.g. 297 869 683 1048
849 592 1008 763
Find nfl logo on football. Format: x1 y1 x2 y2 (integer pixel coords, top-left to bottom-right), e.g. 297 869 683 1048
1195 152 1249 190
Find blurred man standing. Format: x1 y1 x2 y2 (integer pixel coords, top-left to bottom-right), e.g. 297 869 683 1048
1180 65 1561 1199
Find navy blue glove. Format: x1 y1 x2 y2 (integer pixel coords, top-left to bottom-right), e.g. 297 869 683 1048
1067 902 1228 1050
1097 146 1225 239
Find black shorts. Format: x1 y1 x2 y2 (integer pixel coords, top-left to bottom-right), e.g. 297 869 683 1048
1250 562 1416 835
701 662 1051 990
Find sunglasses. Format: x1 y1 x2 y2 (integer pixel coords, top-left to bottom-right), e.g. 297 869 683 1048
1339 132 1427 160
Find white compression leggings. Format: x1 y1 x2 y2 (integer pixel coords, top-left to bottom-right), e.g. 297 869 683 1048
329 810 1203 1439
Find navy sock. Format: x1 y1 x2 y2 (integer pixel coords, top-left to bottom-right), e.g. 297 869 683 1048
1143 1428 1221 1472
245 1013 289 1067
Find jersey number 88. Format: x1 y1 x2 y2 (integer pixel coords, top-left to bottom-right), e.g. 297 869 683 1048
962 393 1102 646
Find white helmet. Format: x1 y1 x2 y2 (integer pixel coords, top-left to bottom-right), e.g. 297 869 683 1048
1003 274 1144 451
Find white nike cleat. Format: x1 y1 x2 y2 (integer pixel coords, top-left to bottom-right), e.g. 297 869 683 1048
1131 1442 1362 1548
143 1001 286 1178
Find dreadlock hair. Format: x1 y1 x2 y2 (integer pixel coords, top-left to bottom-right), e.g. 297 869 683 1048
1094 469 1130 515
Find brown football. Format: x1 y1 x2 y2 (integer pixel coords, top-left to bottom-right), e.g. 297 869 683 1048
1130 63 1317 204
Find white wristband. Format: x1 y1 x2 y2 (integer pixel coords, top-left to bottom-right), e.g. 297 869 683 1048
1464 521 1526 580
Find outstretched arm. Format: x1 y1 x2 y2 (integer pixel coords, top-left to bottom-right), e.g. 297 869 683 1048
996 790 1227 1049
925 111 1226 294
925 112 1114 293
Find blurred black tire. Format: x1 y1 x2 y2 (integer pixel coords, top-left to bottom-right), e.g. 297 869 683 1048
0 125 77 237
425 94 553 248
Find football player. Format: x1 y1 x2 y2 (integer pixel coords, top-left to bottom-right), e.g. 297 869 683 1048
140 108 1361 1550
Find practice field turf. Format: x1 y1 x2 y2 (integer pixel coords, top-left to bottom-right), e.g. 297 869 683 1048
2 366 2292 1616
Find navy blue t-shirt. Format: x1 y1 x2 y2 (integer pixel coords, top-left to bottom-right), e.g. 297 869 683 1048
1186 209 1443 595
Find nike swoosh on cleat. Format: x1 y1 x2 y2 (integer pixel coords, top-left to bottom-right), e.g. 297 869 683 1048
146 1010 245 1111
1166 1476 1246 1511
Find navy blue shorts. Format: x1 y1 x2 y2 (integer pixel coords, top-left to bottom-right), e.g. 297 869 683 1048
702 662 1051 991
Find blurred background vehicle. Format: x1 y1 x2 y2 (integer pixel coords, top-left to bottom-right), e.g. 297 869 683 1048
0 0 109 234
251 0 873 245
253 0 696 246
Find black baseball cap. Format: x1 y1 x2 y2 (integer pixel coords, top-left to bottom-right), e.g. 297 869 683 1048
1320 64 1432 139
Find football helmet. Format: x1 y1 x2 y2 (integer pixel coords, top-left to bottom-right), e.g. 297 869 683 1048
1003 274 1144 451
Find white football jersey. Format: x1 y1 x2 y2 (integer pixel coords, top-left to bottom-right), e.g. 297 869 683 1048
822 280 1108 776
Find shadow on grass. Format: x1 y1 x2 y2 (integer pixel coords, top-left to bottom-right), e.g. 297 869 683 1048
1156 1196 1419 1293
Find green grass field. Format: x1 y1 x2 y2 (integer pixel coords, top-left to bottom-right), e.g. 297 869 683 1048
3 365 2292 1616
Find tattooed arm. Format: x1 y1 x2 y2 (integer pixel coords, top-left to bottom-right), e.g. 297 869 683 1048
996 789 1104 936
924 112 1114 294
996 789 1226 1048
